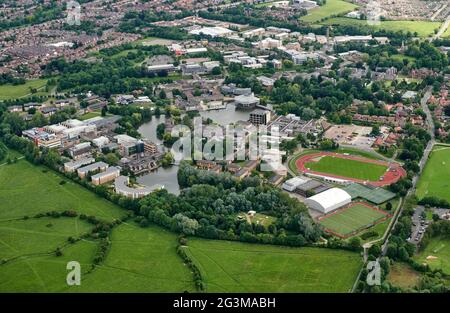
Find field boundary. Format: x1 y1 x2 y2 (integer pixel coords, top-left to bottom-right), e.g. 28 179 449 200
318 202 392 239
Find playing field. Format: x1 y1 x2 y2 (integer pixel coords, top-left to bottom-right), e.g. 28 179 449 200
319 203 390 237
320 18 441 37
300 0 358 23
416 146 450 202
304 155 388 181
414 236 450 275
0 79 48 100
185 238 362 292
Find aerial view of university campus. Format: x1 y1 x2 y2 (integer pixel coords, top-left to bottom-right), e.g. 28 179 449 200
0 0 449 309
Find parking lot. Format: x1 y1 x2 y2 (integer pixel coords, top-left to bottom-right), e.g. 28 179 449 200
408 206 430 245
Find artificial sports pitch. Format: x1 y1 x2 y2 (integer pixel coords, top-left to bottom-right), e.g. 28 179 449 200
318 202 391 238
295 152 406 187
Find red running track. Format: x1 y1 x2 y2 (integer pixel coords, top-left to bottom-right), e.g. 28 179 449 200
295 152 406 187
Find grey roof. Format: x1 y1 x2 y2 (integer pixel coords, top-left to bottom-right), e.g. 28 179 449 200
296 180 323 191
77 161 108 174
91 166 120 180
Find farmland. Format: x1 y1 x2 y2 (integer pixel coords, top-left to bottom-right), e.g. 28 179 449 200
416 145 450 202
185 238 362 292
300 0 358 23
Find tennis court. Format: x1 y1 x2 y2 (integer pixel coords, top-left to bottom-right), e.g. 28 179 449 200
318 202 391 238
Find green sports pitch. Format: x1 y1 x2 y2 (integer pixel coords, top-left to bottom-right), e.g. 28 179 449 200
416 145 450 202
319 203 390 238
304 155 388 181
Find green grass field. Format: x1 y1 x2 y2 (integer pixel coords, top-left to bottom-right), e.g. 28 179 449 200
288 148 386 175
300 0 358 23
414 236 450 275
69 224 195 292
305 155 388 181
79 111 102 120
416 146 450 202
0 159 195 292
443 25 450 38
0 217 92 260
0 222 196 292
387 262 420 289
321 18 441 37
185 238 362 292
0 159 125 221
0 79 48 100
0 158 365 292
319 203 388 237
0 142 22 163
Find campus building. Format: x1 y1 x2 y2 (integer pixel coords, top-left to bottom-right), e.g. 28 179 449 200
282 177 309 192
249 109 271 125
77 161 108 179
91 166 120 185
234 93 260 109
64 157 95 173
305 188 352 214
114 176 163 199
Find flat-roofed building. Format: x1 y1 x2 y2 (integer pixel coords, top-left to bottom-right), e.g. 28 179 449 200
77 161 108 179
147 64 176 74
295 179 329 197
143 139 158 154
282 176 309 192
249 109 271 125
92 136 110 148
235 93 260 109
22 128 62 148
114 176 163 199
64 157 95 173
189 26 234 38
91 166 120 185
69 142 92 158
45 124 67 134
62 119 84 128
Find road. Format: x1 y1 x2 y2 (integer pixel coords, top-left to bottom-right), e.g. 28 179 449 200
431 4 448 21
379 87 435 257
433 14 450 40
339 144 399 163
